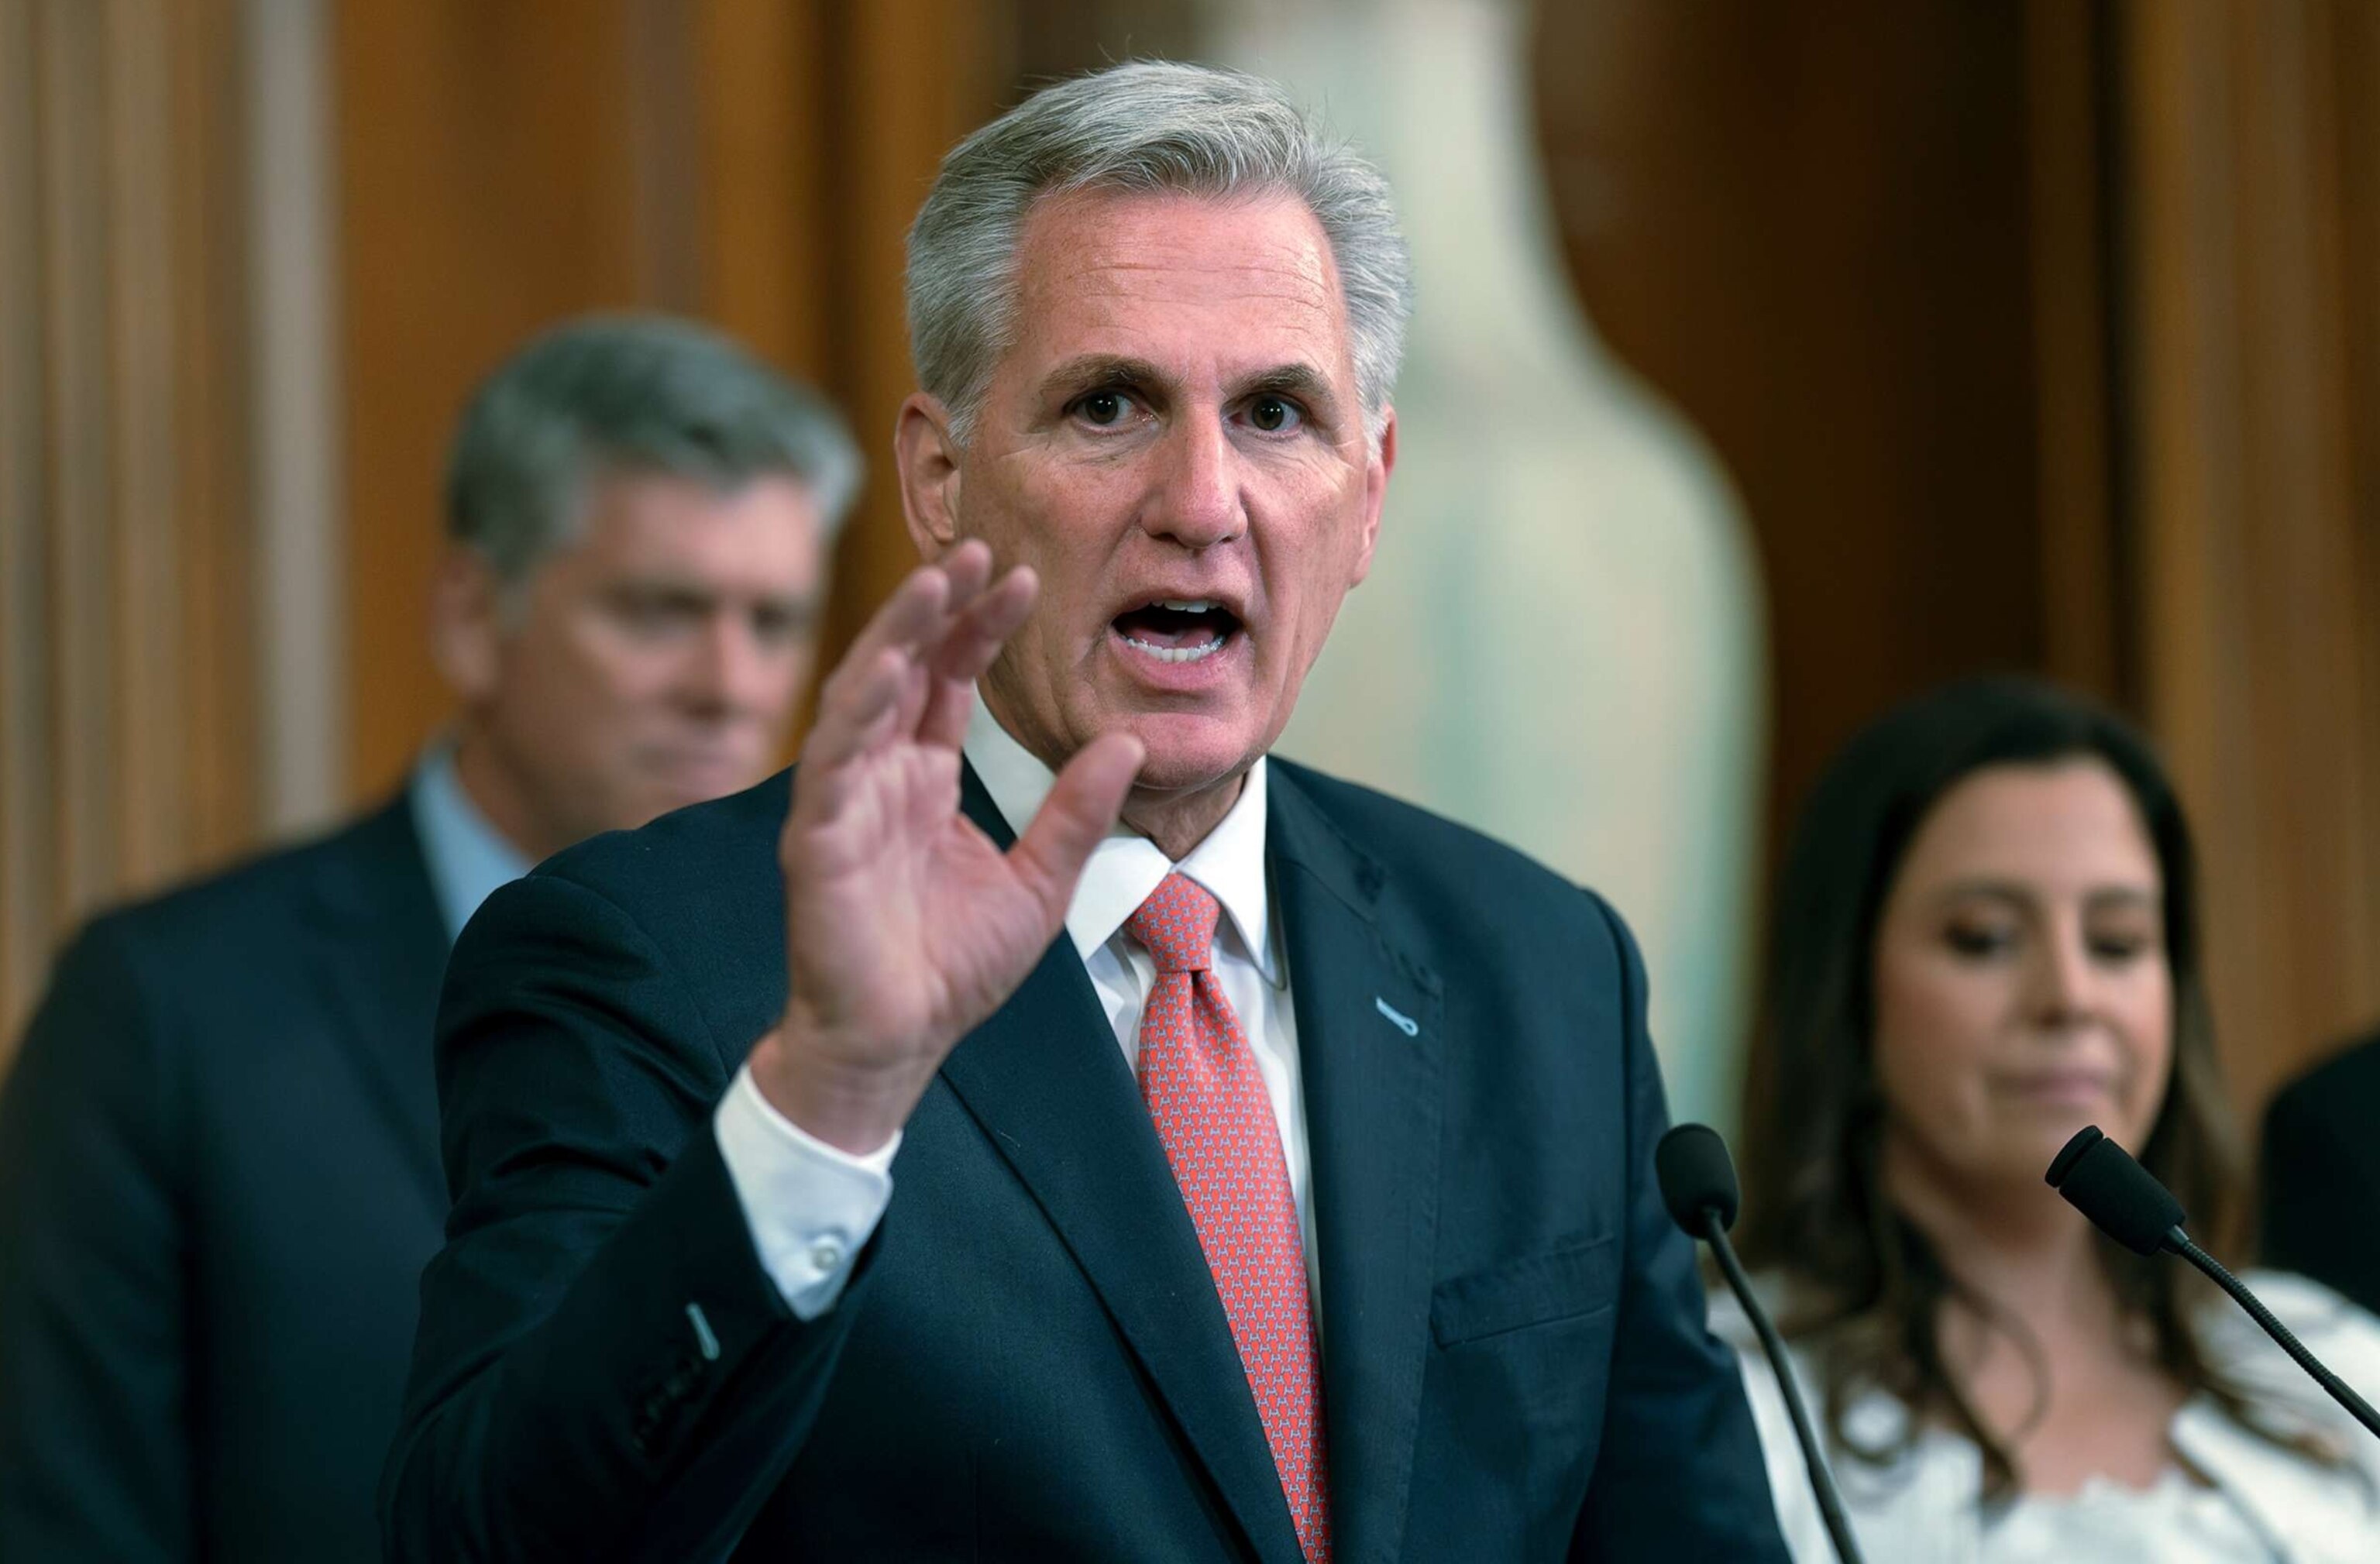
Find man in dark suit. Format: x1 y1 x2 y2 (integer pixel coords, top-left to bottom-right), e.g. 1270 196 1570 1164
0 315 857 1562
2261 1023 2380 1315
387 65 1789 1561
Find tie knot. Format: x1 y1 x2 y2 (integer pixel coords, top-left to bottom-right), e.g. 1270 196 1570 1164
1126 872 1221 974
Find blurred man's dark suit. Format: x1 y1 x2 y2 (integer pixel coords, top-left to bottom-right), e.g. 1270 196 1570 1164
2262 1025 2380 1315
383 761 1789 1561
0 793 449 1562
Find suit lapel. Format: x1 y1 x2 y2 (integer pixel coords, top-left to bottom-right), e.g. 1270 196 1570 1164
1269 768 1443 1564
935 765 1306 1564
303 792 452 1212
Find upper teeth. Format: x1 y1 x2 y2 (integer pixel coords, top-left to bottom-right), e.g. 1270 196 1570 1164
1158 599 1216 613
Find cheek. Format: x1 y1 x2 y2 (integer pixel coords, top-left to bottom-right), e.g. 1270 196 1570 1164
1872 956 2002 1135
555 624 685 714
1256 505 1366 634
986 461 1130 569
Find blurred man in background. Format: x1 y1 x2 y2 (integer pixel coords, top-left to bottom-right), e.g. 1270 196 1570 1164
2261 1020 2380 1315
0 314 858 1563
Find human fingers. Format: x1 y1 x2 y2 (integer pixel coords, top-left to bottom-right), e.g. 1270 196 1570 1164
800 545 977 768
934 537 996 612
872 541 999 746
917 566 1037 750
831 552 961 689
798 643 907 775
1007 732 1144 914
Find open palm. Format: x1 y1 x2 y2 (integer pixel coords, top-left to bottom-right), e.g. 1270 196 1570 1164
755 541 1140 1152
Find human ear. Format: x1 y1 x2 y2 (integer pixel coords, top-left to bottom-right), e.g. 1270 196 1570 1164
1350 407 1396 585
428 547 506 702
895 393 964 559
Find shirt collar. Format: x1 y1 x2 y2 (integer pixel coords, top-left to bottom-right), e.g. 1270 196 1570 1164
408 741 535 943
961 695 1276 981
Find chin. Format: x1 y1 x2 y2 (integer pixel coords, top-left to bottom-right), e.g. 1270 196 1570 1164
1123 719 1262 796
625 782 714 829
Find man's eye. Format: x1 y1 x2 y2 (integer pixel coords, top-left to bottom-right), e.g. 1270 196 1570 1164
1247 395 1302 433
1075 390 1134 427
610 594 703 634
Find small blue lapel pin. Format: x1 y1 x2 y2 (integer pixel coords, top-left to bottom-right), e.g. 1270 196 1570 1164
1374 995 1420 1037
686 1301 721 1362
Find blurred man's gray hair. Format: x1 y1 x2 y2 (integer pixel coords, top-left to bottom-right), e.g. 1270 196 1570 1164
445 314 862 587
906 60 1414 448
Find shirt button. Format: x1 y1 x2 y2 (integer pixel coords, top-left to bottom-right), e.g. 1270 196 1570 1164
808 1236 846 1272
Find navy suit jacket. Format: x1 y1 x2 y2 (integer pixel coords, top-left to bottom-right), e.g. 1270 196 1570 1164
385 760 1787 1561
0 794 451 1562
2261 1027 2380 1316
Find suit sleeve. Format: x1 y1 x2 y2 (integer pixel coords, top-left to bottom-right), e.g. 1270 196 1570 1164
1568 896 1790 1560
0 920 194 1562
2261 1074 2380 1317
380 871 875 1563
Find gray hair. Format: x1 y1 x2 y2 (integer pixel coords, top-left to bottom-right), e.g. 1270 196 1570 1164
445 313 862 586
906 60 1413 446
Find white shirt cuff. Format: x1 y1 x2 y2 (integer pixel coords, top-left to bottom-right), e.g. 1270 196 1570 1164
713 1062 899 1321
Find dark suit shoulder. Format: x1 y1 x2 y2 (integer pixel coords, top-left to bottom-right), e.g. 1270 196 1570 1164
456 772 795 1078
70 792 421 962
2268 1030 2380 1136
2261 1028 2380 1308
1269 757 1618 940
528 770 789 923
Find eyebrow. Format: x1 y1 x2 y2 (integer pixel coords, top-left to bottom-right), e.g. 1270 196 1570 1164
607 580 818 617
1040 353 1164 395
1931 879 2162 909
1240 363 1344 425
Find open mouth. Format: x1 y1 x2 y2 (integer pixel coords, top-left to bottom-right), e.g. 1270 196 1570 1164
1110 597 1242 665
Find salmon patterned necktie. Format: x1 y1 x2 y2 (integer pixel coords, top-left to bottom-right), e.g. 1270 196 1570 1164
1126 871 1330 1562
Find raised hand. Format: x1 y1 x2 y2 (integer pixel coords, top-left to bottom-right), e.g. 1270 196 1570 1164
748 540 1143 1153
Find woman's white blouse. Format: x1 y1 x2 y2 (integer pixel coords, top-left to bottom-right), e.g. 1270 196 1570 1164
1716 1271 2380 1563
1976 1468 2271 1562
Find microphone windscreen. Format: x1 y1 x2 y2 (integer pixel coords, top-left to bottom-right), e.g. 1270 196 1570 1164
1656 1122 1741 1236
2045 1124 2186 1256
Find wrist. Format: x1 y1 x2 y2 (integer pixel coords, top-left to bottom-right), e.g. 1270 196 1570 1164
747 1022 920 1157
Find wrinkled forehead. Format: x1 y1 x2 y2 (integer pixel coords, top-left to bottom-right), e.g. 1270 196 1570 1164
1002 187 1354 376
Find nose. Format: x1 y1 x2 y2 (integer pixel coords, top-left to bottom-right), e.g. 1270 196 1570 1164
2029 916 2098 1027
1140 414 1244 551
681 614 780 720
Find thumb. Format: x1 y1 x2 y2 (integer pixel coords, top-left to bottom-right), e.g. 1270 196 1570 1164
1009 732 1144 914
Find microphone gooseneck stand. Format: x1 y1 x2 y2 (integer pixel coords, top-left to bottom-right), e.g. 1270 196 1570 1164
2168 1229 2380 1440
2048 1123 2380 1442
1697 1208 1866 1564
1655 1123 1866 1564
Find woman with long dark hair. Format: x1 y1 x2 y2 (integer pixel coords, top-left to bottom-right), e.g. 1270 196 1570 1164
1728 677 2379 1559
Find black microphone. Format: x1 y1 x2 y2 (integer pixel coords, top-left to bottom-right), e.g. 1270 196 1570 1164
2048 1124 2380 1441
1656 1124 1866 1564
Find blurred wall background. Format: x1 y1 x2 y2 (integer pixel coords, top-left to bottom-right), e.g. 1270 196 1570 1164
1538 0 2380 1133
3 0 2376 1150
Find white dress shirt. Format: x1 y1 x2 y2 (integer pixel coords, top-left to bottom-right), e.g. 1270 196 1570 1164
715 699 1313 1322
